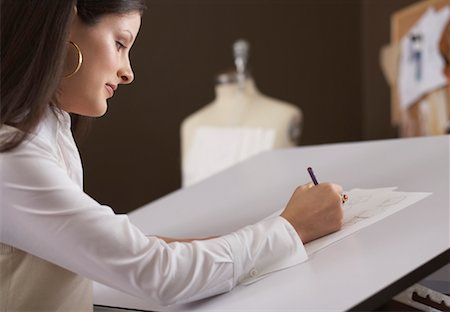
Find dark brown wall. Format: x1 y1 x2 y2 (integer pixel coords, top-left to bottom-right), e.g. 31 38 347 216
78 0 417 214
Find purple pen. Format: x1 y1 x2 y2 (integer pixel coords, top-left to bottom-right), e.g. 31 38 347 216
307 167 319 185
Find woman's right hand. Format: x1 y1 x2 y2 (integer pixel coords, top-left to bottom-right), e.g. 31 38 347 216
280 182 344 244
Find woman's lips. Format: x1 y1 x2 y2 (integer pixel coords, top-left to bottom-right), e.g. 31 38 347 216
105 84 115 98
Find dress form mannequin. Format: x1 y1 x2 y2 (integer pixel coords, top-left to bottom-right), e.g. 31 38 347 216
181 76 302 155
180 40 303 187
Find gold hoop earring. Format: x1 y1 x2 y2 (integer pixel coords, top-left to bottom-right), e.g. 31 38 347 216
65 41 83 78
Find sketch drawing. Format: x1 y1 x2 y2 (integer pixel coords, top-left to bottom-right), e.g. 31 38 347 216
304 188 431 255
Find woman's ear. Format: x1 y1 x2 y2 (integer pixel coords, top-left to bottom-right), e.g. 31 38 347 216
73 4 78 15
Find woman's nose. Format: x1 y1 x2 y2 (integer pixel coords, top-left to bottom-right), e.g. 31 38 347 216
118 61 134 84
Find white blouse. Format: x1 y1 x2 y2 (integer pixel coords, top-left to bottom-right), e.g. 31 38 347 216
0 107 307 307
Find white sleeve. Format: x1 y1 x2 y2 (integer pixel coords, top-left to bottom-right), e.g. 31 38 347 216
0 139 307 306
224 216 307 286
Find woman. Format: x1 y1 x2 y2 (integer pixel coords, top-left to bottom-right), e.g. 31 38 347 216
0 0 344 310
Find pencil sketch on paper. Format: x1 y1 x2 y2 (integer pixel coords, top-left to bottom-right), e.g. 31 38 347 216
305 187 431 255
343 189 409 226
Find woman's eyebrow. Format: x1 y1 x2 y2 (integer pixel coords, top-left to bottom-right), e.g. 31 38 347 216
121 29 134 42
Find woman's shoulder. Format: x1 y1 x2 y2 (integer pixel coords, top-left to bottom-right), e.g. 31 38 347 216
0 123 57 159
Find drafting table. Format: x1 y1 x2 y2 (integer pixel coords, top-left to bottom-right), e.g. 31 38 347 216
93 135 450 311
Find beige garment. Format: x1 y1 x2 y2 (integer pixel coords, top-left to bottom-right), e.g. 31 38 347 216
398 88 449 137
180 78 302 187
0 243 92 312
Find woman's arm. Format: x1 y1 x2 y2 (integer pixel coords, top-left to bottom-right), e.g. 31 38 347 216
156 236 218 244
1 137 312 306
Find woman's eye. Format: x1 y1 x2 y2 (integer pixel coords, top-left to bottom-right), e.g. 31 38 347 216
115 41 126 50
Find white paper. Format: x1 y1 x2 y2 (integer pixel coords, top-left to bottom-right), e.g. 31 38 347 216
398 6 450 109
183 127 275 187
305 187 431 255
264 187 431 255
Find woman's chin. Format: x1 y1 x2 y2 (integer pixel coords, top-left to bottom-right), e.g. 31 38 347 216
57 97 108 117
92 107 108 117
82 103 108 117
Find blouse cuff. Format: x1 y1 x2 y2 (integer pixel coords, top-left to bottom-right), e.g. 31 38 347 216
222 216 308 286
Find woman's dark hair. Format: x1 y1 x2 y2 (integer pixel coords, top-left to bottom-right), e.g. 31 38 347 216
77 0 146 25
0 0 146 152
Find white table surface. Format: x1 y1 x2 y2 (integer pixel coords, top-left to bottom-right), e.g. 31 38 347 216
94 135 450 311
